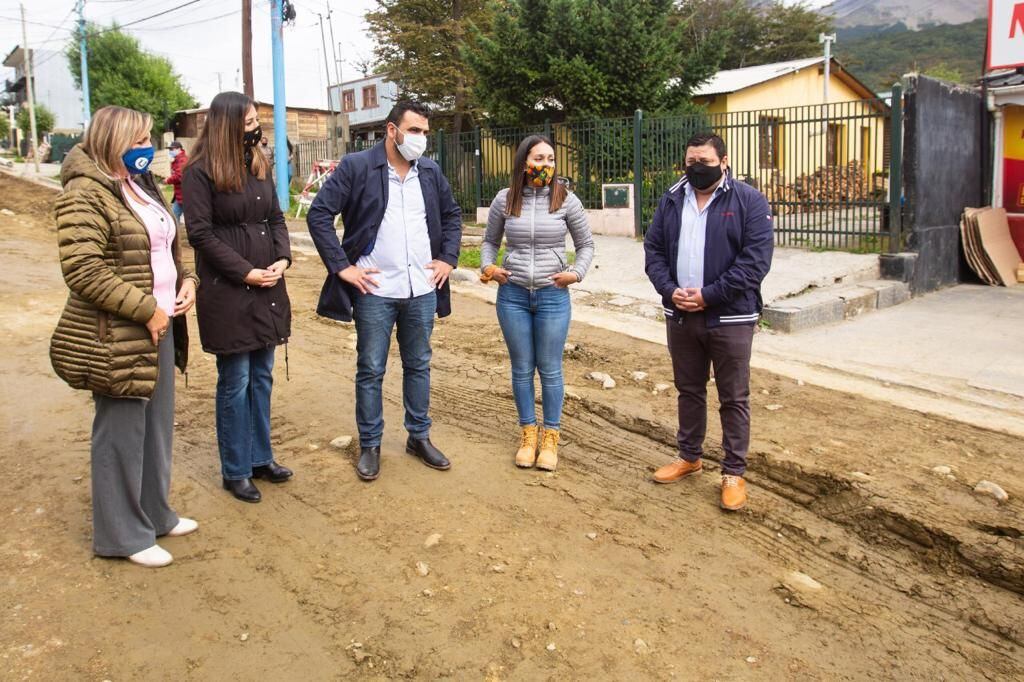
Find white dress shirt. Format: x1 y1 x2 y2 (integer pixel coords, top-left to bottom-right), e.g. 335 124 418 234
676 180 726 289
357 161 435 299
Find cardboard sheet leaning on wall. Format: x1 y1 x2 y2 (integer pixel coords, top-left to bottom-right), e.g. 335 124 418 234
960 207 1021 287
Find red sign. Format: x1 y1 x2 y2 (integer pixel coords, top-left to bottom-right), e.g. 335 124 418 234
989 0 1024 70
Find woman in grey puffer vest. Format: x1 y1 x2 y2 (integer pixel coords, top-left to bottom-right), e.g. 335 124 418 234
481 135 595 471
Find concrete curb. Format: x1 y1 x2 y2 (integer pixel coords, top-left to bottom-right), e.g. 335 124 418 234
762 279 911 333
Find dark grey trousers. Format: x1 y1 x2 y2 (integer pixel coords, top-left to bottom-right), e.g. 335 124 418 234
90 328 179 556
666 312 754 477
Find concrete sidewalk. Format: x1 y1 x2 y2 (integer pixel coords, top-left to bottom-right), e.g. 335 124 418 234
0 161 63 189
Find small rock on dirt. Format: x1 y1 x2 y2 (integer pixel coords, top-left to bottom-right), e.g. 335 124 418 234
765 404 784 411
630 371 648 382
746 656 757 664
585 532 597 540
652 383 671 395
564 343 577 352
511 637 521 649
850 471 871 481
634 638 650 655
0 208 15 216
239 633 249 642
491 563 507 573
330 435 353 450
546 643 557 652
930 465 952 476
587 371 616 389
415 561 430 576
783 571 822 592
424 533 443 548
973 480 1009 503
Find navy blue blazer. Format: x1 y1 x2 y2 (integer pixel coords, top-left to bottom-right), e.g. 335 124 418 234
306 142 463 321
644 173 774 327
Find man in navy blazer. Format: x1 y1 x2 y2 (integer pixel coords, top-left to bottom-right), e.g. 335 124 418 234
306 100 462 481
644 132 773 512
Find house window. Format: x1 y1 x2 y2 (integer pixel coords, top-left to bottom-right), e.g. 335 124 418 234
827 123 846 166
362 85 378 109
758 116 782 169
342 89 356 113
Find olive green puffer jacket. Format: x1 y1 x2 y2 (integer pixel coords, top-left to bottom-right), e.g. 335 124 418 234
49 144 199 398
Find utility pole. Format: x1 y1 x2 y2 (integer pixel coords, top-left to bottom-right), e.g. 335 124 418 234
270 0 289 207
242 0 253 97
20 3 39 174
819 32 837 104
326 3 341 85
318 13 337 157
77 0 90 127
216 72 223 92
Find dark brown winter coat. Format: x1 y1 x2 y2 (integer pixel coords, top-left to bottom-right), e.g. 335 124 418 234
50 144 199 398
181 163 291 355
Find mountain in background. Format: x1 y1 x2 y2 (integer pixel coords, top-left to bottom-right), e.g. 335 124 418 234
821 0 986 30
834 18 987 92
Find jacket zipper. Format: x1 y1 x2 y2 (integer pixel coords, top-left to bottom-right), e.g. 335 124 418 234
529 193 536 290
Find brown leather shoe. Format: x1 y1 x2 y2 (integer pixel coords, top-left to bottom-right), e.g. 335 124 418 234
652 458 702 483
720 475 747 511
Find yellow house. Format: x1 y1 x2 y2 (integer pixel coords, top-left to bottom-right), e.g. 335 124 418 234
692 56 890 190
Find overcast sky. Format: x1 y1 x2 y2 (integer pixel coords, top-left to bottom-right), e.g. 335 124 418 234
0 0 378 111
0 0 833 113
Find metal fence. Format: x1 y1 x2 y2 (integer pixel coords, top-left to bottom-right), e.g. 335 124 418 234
319 94 903 252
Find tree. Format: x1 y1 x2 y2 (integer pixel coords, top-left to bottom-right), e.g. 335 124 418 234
16 104 55 142
66 24 196 134
0 113 8 141
677 0 832 71
466 0 722 126
366 0 494 132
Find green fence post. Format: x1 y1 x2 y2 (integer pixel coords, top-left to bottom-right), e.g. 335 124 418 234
887 83 903 254
474 126 483 210
633 109 643 239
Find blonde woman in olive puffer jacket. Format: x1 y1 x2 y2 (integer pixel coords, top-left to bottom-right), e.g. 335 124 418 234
51 106 200 568
481 134 595 471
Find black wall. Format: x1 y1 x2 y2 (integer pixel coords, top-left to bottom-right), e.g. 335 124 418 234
902 75 984 292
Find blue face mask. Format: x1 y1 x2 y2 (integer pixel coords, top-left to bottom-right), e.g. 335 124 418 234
122 146 154 175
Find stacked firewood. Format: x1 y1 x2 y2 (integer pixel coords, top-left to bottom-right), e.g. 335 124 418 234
759 161 873 213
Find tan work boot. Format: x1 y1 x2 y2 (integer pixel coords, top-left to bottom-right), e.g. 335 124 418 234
536 428 560 471
720 475 747 511
652 458 702 483
515 424 539 468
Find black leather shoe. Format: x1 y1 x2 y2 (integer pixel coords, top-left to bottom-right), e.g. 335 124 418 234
357 446 381 481
406 437 451 471
252 461 293 483
223 477 261 503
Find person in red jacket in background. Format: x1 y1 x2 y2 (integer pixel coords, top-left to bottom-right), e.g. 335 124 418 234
165 140 187 224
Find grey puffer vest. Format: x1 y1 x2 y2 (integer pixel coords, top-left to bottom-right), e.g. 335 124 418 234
482 185 595 290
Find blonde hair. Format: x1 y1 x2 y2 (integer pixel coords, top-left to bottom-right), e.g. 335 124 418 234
82 106 152 178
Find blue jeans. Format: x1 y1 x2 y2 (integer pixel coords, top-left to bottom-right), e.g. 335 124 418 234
215 347 275 480
496 283 571 430
170 200 183 224
352 290 436 447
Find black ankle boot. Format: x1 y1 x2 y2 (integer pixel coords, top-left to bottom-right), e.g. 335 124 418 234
223 477 261 503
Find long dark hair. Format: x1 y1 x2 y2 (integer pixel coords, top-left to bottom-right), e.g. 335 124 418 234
186 91 267 192
505 134 566 217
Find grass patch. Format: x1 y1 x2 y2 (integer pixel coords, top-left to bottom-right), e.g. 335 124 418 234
458 246 574 270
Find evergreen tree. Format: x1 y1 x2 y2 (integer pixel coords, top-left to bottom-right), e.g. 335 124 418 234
466 0 722 125
366 0 493 132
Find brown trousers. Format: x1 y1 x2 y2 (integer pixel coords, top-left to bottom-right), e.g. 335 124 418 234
666 312 754 476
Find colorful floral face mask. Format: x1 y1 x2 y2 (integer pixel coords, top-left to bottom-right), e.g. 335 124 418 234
525 162 555 187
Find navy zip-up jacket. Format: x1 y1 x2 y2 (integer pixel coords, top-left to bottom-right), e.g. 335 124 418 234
644 172 773 327
306 142 462 322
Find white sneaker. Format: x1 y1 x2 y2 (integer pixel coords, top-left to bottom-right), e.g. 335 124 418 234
127 545 173 568
167 517 198 537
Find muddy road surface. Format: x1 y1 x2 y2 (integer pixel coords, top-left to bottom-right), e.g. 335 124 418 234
1 172 1022 680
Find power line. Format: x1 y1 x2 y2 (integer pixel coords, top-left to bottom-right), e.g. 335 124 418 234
125 8 240 31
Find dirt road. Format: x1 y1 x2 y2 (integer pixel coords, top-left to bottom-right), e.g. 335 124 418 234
1 172 1021 680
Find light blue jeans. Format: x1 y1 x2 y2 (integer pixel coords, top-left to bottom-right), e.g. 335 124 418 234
496 283 571 430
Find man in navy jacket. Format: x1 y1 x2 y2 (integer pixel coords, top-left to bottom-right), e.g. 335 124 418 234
644 132 773 511
306 100 462 481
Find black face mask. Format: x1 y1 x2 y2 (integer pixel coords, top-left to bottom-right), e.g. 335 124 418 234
243 124 262 148
685 162 724 190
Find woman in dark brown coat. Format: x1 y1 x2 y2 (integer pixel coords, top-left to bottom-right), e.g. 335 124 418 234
51 105 200 568
182 92 293 503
